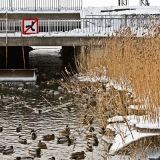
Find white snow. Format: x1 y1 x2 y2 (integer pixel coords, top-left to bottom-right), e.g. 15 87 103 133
82 6 160 17
102 114 160 156
103 122 160 155
128 104 148 111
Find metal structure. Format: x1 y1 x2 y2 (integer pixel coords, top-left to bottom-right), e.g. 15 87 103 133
118 0 129 6
0 0 83 11
0 15 158 35
139 0 150 6
118 0 150 6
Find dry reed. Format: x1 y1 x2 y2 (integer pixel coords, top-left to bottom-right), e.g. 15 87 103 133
76 22 160 121
58 17 160 159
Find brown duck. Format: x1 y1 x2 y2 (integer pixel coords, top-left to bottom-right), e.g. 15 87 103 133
37 140 47 149
70 151 86 159
43 134 55 141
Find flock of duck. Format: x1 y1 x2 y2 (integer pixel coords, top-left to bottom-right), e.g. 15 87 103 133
0 80 108 160
0 123 92 160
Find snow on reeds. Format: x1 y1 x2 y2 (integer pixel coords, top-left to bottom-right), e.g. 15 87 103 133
76 23 160 120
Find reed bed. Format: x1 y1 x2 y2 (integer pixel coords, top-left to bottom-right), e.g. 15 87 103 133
58 19 160 159
76 23 160 120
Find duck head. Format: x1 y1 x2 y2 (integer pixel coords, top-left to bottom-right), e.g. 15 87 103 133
36 148 41 154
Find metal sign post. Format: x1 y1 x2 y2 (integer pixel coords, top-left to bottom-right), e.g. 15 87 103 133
6 11 8 69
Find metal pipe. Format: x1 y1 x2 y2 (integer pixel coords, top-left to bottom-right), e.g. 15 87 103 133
6 11 8 69
35 0 36 11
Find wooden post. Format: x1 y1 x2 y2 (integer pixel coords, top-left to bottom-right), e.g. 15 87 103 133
21 26 26 69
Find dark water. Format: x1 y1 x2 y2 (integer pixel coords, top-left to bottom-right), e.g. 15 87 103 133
0 47 107 160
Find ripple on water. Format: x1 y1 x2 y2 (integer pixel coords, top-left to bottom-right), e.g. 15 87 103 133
0 49 127 160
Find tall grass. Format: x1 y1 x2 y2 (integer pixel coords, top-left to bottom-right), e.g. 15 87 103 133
76 23 160 120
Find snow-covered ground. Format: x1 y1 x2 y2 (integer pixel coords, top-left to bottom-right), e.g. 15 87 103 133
82 6 160 17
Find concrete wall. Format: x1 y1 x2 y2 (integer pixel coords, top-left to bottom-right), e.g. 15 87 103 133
0 37 106 46
61 46 82 72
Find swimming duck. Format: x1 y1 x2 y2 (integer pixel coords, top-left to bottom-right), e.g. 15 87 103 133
70 151 86 159
37 140 47 149
0 126 3 132
38 109 42 114
47 79 54 86
86 143 93 152
3 146 14 154
82 115 94 125
87 97 97 107
88 126 94 132
57 135 74 144
67 106 71 112
86 134 97 139
18 136 27 144
43 134 55 141
16 124 22 132
58 96 64 102
99 126 106 134
87 137 99 146
0 145 6 152
28 148 41 156
59 125 70 136
15 156 34 160
30 129 37 140
48 156 55 160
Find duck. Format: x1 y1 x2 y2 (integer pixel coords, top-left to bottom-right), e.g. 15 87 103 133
3 146 14 154
30 129 37 140
59 125 70 136
37 140 47 149
58 96 64 102
15 156 34 160
99 126 106 134
87 137 99 146
0 126 3 132
57 135 74 144
88 126 94 132
0 145 6 152
82 115 94 125
48 157 55 160
86 143 93 152
16 124 22 132
87 97 97 106
70 151 86 159
86 134 97 139
43 134 55 141
67 106 71 112
28 148 41 156
38 109 42 114
18 136 27 144
47 79 54 86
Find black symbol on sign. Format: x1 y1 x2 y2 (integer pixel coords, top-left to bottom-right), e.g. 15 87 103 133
25 21 35 31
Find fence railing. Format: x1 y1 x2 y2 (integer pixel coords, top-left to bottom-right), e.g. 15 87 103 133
0 0 83 11
0 16 159 35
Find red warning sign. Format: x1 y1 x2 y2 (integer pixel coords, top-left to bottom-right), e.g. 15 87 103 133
22 18 39 34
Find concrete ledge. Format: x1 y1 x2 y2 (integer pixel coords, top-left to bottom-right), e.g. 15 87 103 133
0 37 106 46
0 12 81 19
